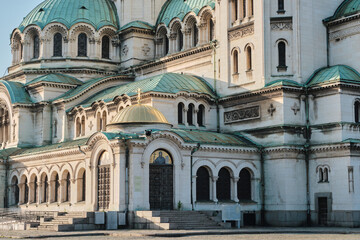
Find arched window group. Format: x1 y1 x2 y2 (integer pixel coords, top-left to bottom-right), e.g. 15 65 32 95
97 111 107 132
230 0 254 24
246 45 252 71
317 166 330 183
16 169 86 205
75 116 85 138
178 103 205 127
195 167 253 203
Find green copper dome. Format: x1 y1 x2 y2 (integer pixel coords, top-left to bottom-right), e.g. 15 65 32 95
325 0 360 22
18 0 120 32
306 65 360 86
156 0 215 26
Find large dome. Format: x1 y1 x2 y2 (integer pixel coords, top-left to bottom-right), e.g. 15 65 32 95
18 0 120 32
109 104 170 125
156 0 215 26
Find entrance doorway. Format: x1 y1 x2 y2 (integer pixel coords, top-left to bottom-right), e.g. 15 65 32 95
318 197 328 225
149 150 173 210
97 151 111 211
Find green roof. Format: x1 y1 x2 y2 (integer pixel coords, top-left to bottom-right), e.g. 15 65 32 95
166 129 256 147
265 79 303 88
306 65 360 86
79 73 216 107
325 0 360 22
120 21 154 32
18 0 120 32
0 81 33 104
156 0 215 26
26 73 83 86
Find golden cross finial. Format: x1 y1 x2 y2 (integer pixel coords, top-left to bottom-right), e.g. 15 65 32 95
137 88 141 104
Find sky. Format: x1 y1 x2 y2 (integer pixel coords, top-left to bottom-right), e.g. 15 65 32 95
0 0 44 76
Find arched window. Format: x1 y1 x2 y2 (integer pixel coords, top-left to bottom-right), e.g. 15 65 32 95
43 175 48 203
355 100 360 123
319 168 324 182
238 169 252 200
233 50 239 74
76 117 81 137
81 116 85 136
246 46 252 71
11 176 19 206
165 35 169 55
278 41 286 70
178 103 184 124
192 22 198 47
177 28 183 52
24 178 29 203
323 168 329 182
210 20 214 41
197 104 205 127
65 172 70 202
249 0 254 16
278 0 284 12
96 112 102 132
102 112 107 131
217 168 231 201
187 104 194 125
102 36 110 59
33 35 40 59
53 33 62 57
78 33 87 57
231 0 238 22
196 167 210 201
242 0 247 18
82 171 86 201
33 176 38 203
54 174 59 202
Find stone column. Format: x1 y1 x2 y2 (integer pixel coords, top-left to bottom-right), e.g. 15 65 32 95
232 177 240 203
37 182 42 205
184 29 191 50
58 179 62 204
212 176 218 203
47 180 51 204
194 108 199 128
17 183 23 204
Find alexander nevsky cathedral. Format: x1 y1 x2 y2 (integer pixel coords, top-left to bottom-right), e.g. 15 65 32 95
0 0 359 230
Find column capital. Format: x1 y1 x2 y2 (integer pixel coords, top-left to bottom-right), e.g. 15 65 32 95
212 176 219 182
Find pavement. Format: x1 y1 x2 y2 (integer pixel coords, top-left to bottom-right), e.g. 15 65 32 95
1 227 360 239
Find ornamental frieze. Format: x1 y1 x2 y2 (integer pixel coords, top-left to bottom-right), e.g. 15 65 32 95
270 17 293 31
224 106 260 124
228 22 254 40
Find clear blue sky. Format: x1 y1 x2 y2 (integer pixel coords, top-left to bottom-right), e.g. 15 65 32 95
0 0 43 76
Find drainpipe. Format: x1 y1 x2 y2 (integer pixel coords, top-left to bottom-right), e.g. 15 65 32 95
304 88 311 226
190 143 201 211
210 40 220 133
259 147 265 226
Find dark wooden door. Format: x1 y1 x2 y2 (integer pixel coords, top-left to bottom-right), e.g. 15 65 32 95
98 166 110 210
149 165 173 210
318 197 328 225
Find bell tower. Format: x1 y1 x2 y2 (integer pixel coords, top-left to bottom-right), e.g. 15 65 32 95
112 0 167 27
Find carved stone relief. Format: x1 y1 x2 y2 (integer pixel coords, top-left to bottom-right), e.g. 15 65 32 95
224 106 260 124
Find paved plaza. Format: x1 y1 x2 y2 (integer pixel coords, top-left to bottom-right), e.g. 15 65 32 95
1 228 360 240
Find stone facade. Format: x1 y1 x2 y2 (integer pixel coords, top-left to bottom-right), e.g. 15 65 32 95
0 0 359 228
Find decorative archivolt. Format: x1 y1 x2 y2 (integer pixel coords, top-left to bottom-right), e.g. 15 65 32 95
98 27 117 38
11 31 23 50
69 24 95 42
23 26 41 43
43 24 68 41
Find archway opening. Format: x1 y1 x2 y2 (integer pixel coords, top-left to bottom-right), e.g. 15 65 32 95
196 167 210 201
217 168 231 201
238 168 252 200
149 149 173 210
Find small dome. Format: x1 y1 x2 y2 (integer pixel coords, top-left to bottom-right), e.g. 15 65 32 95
109 104 170 125
156 0 215 26
327 0 360 22
18 0 120 32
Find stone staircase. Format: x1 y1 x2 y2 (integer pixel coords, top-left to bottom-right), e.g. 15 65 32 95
27 212 99 231
133 211 228 230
